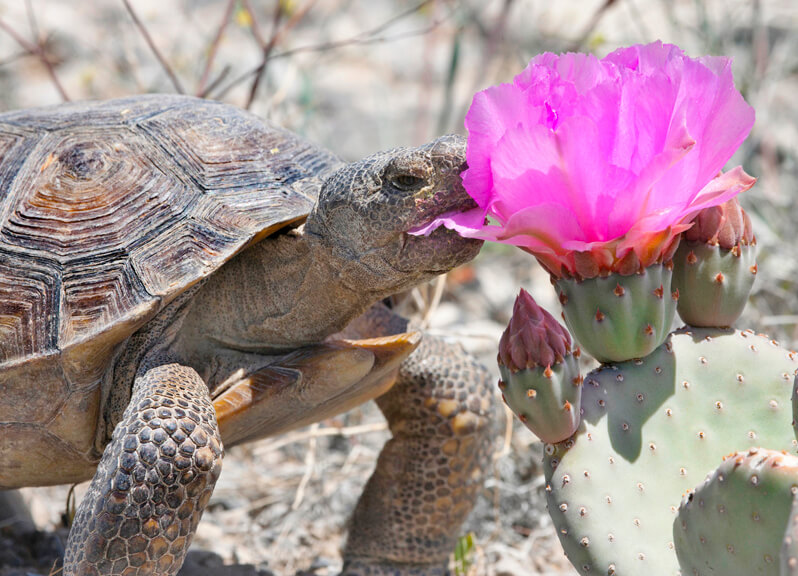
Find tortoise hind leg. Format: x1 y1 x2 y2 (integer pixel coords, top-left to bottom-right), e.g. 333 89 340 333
63 363 223 576
342 335 496 575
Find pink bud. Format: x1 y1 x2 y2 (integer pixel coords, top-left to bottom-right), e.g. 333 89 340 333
498 289 572 373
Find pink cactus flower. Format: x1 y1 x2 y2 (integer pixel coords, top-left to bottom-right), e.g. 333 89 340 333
413 42 756 278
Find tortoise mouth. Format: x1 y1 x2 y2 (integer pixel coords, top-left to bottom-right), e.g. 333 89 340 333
397 222 483 275
407 190 480 235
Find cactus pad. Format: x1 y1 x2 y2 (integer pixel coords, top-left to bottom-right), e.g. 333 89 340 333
555 264 677 363
674 448 798 576
544 328 798 575
672 241 756 328
499 357 583 443
782 497 798 575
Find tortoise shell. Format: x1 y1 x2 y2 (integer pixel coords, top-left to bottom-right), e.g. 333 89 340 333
0 95 340 484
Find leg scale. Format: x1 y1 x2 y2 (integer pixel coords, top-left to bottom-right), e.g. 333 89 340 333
343 336 496 575
63 364 223 576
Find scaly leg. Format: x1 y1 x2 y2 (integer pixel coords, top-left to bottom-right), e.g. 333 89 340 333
63 363 223 576
343 335 496 575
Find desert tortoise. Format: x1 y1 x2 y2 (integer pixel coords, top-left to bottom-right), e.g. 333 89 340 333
0 95 496 575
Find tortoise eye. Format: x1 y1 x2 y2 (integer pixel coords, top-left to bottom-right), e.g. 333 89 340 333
391 174 426 191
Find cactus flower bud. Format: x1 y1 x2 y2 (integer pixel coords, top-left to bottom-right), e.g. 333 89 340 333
498 289 582 443
673 197 757 327
499 288 572 372
683 196 754 248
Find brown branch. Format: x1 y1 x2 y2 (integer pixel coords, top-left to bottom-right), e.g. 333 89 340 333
212 0 445 100
121 0 185 94
360 0 436 37
0 16 69 101
196 0 237 96
242 0 285 110
243 0 280 49
24 0 40 43
243 0 316 110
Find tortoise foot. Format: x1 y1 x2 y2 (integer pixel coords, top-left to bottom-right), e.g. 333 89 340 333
63 364 223 576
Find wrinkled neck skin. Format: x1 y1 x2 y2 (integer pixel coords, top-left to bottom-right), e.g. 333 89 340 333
175 218 422 377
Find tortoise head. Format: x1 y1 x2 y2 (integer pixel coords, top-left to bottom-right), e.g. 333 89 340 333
305 134 483 293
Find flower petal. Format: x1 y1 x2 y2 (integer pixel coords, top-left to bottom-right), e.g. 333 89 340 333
407 206 487 237
448 41 755 277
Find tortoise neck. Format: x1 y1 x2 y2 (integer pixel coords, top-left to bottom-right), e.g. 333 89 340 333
178 226 377 359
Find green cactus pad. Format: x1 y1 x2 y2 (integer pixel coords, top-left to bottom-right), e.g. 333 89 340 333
672 241 757 328
544 328 798 575
499 355 582 444
782 497 798 575
674 448 798 576
793 374 798 445
555 264 677 363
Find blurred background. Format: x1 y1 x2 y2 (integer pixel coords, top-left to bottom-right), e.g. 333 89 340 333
0 1 796 574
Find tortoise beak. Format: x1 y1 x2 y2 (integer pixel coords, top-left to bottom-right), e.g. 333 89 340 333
409 134 477 229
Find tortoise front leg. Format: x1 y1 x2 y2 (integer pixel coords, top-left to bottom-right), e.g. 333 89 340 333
63 364 223 576
343 336 496 575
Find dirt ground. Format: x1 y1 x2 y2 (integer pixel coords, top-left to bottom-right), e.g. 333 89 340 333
0 1 797 575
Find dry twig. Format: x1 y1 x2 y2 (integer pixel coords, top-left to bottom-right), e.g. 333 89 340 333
196 0 237 96
291 423 319 510
569 0 619 51
421 275 448 329
254 421 388 455
242 0 316 109
211 0 446 100
0 16 69 100
121 0 185 93
198 65 232 99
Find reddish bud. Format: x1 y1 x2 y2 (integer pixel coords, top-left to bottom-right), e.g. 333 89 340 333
498 289 572 373
685 198 754 249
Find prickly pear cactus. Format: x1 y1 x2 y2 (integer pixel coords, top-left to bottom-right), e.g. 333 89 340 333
555 263 677 363
542 328 798 575
674 448 798 576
